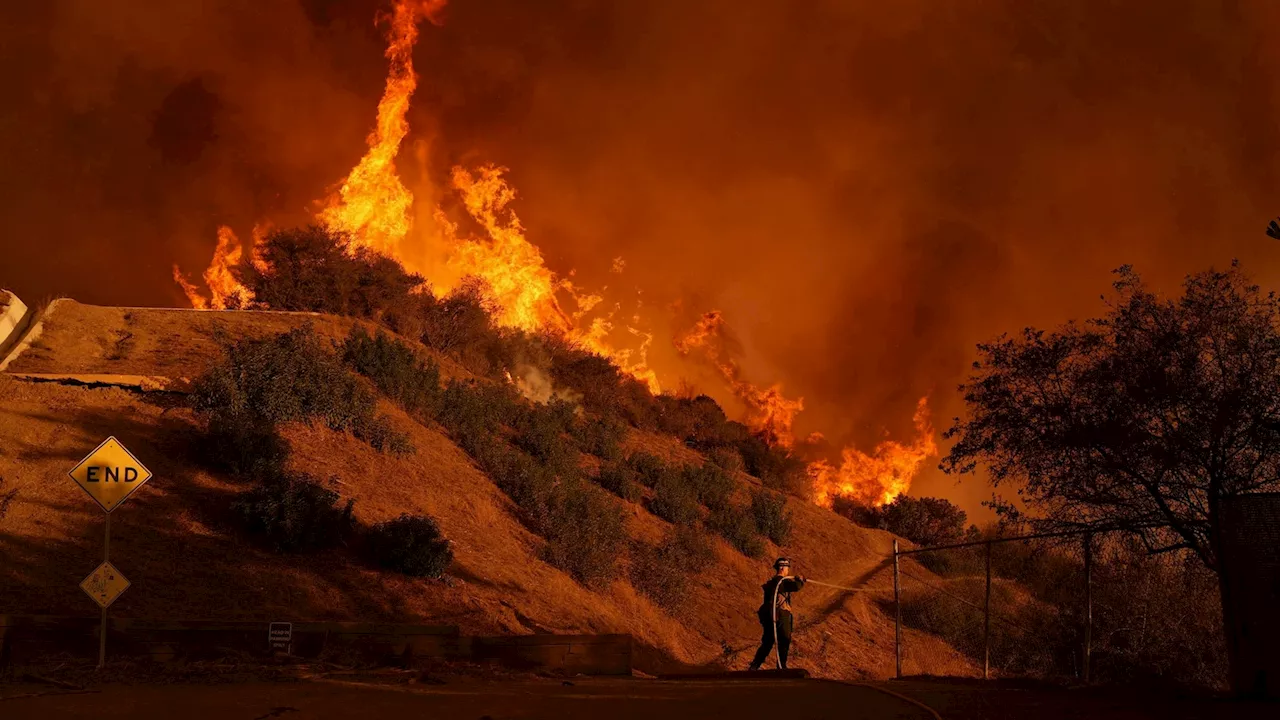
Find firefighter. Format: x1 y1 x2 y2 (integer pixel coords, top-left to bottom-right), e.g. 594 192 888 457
748 557 806 671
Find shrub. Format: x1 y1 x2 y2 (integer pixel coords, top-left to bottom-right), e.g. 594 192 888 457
419 279 499 359
837 495 970 548
512 400 579 476
353 414 415 456
341 326 442 418
366 514 453 578
202 415 290 478
573 414 626 461
737 435 807 495
708 502 765 558
542 481 627 587
596 460 643 502
627 452 672 489
750 488 792 545
681 463 735 511
650 472 700 525
707 446 744 474
241 225 423 320
629 525 717 613
192 326 376 431
192 326 403 473
232 473 354 552
437 379 522 454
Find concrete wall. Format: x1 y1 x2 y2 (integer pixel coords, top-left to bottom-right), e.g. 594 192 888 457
0 290 31 364
0 615 632 675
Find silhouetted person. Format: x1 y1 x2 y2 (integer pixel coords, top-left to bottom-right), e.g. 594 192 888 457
748 557 806 670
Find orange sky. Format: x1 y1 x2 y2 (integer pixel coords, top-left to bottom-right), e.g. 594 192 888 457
3 0 1280 519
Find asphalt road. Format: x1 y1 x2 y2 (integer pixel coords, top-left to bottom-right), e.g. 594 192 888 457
1 678 935 720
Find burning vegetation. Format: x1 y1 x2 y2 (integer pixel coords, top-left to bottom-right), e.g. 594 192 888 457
170 0 935 510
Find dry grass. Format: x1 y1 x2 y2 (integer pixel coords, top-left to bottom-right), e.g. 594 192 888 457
0 304 976 680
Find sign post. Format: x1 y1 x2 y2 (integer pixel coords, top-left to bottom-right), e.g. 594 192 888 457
69 436 152 669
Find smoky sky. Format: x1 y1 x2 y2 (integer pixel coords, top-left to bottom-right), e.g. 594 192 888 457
3 0 1280 517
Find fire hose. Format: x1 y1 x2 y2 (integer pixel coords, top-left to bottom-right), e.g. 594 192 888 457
767 577 880 669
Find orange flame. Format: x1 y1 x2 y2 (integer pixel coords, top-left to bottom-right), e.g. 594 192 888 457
317 0 446 255
675 310 803 445
171 226 255 310
808 396 938 507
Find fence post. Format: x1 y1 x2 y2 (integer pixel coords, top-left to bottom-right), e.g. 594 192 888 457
984 540 992 680
893 539 902 679
1083 532 1093 683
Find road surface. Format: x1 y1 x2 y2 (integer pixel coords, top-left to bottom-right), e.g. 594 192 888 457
1 677 933 720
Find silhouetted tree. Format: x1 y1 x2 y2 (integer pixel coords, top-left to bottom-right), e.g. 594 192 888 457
941 262 1280 686
837 495 970 547
242 225 423 320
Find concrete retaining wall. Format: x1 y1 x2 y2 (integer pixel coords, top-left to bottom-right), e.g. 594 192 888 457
0 290 31 364
0 616 632 675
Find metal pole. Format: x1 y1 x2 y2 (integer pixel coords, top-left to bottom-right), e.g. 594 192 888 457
1083 532 1092 684
984 541 992 680
98 512 111 670
893 539 902 679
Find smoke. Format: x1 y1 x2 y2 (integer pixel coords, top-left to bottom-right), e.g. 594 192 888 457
5 0 1280 517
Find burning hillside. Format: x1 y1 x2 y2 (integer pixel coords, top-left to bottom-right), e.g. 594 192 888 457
170 0 935 508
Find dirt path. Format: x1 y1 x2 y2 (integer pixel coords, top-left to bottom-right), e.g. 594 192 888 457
0 678 935 720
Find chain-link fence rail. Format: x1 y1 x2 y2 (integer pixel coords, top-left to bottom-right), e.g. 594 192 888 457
890 531 1229 689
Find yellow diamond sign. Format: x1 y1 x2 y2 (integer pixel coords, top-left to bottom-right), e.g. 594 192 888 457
69 436 152 513
81 561 130 609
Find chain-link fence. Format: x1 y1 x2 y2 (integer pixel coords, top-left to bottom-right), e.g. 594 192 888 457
890 532 1229 689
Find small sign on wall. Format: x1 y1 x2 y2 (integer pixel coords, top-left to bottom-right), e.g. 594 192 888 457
269 622 293 654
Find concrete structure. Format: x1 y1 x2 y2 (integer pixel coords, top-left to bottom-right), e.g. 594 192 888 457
0 289 31 365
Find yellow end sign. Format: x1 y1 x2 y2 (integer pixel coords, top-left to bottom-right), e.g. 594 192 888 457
69 436 152 513
81 561 130 609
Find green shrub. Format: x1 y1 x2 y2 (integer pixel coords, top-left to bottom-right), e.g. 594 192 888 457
750 488 792 545
681 463 735 511
542 481 627 587
341 326 442 418
573 414 626 461
629 525 717 613
596 461 643 502
708 502 765 558
232 473 354 552
650 472 700 525
366 514 453 578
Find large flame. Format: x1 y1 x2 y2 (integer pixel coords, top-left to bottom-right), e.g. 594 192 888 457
168 0 939 508
808 396 938 507
675 310 803 446
316 0 445 256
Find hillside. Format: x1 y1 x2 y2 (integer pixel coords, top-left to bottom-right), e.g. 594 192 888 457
0 299 974 679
